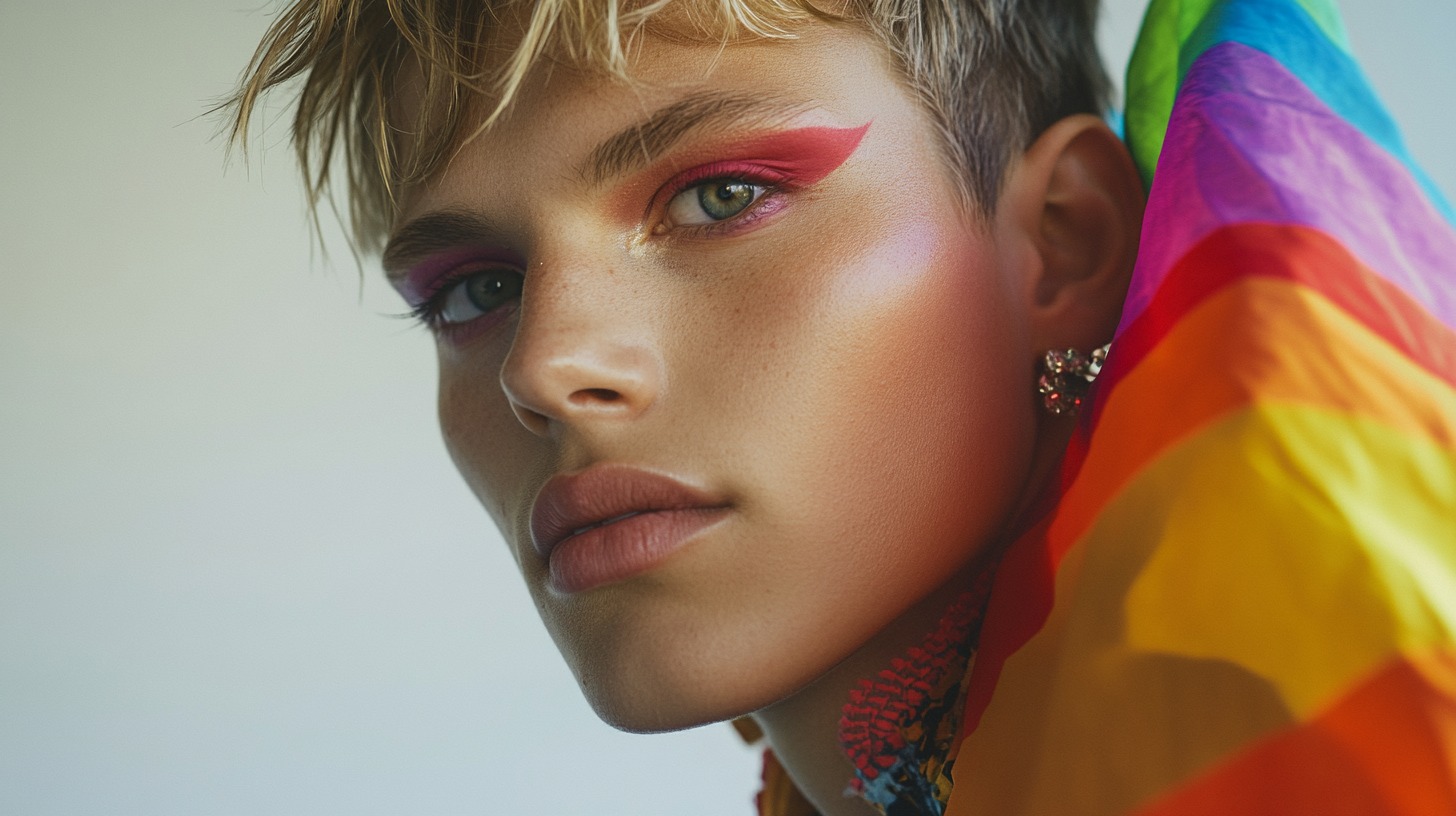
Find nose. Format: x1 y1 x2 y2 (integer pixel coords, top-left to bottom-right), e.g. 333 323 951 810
499 262 663 437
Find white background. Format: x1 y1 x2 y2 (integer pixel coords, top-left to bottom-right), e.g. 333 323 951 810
2 2 1452 814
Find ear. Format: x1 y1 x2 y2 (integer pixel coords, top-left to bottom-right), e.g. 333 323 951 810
997 114 1145 354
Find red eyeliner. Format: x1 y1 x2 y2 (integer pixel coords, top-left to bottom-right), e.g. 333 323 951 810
617 122 872 222
700 123 872 187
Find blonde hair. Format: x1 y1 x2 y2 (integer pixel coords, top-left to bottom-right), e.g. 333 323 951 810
224 0 1107 253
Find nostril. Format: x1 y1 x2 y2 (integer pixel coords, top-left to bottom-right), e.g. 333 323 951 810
568 387 624 406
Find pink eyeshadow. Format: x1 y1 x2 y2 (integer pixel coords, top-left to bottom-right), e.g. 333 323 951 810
394 246 524 307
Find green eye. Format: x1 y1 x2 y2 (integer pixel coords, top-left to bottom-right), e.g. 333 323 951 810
667 179 765 227
440 268 524 324
699 182 756 220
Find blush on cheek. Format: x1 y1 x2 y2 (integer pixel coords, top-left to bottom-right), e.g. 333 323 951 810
820 211 1005 319
811 216 1026 492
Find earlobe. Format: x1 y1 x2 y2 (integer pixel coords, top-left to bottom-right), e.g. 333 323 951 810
1002 114 1145 354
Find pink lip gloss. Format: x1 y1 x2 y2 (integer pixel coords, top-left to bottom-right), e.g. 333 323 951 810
547 507 733 593
531 464 735 594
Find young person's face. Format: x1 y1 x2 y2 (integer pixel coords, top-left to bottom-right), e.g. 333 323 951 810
386 22 1044 730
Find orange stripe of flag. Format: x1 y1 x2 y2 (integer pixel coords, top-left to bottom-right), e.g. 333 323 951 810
1134 650 1456 815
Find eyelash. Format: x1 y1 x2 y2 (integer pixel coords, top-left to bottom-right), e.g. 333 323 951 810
403 163 796 336
403 264 522 340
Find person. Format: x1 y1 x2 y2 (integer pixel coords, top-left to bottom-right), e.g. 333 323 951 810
223 0 1456 813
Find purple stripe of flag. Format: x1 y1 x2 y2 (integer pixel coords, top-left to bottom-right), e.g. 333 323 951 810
1120 42 1456 334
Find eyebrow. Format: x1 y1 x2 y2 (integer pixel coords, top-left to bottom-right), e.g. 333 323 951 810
382 209 502 277
383 91 808 275
580 91 808 185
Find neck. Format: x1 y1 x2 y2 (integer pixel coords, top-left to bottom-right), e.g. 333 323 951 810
750 558 993 816
749 416 1075 815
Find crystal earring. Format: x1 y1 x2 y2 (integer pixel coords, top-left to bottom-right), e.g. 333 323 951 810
1037 343 1110 416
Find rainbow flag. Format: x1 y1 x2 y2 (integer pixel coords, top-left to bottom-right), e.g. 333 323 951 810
943 0 1456 813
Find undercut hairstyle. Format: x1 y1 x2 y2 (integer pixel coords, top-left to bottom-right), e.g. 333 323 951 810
224 0 1109 253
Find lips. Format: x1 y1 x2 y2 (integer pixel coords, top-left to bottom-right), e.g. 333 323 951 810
529 464 731 592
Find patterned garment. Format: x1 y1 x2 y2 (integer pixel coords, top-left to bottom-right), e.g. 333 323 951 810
758 0 1456 814
838 569 997 815
752 569 996 816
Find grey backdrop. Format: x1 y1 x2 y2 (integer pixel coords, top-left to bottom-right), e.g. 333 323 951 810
2 2 1452 814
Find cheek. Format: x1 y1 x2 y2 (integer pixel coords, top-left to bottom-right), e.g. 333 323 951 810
697 208 1031 480
672 208 1037 660
802 223 1030 540
436 353 546 550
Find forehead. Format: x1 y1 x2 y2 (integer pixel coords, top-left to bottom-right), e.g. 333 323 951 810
386 21 903 219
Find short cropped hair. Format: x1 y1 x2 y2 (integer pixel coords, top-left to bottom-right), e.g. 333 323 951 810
225 0 1109 253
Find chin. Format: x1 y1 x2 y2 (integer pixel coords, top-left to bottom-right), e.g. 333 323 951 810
575 649 784 734
573 655 783 734
546 594 819 734
579 679 752 734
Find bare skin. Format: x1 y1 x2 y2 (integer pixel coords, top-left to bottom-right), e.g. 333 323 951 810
384 21 1142 816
